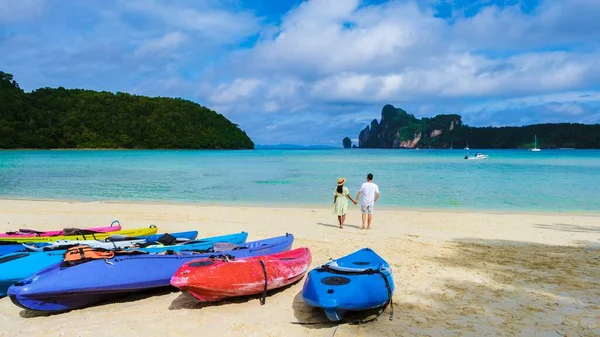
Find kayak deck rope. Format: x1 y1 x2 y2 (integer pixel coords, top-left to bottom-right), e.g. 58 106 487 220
259 260 268 305
80 233 98 241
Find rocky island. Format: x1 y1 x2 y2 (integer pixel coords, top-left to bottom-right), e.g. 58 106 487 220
345 104 600 149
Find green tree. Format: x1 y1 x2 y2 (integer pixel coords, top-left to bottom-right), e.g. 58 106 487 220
0 71 255 149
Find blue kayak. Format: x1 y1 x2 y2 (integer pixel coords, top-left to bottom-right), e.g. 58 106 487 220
0 231 246 297
8 233 292 312
301 248 395 321
105 230 198 245
0 230 199 256
22 230 199 252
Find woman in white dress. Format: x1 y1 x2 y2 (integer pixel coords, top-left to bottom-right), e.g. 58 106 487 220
333 177 358 229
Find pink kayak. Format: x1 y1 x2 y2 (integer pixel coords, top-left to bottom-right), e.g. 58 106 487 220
0 220 122 238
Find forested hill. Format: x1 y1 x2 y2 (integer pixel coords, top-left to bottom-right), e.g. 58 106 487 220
0 71 254 149
346 104 600 149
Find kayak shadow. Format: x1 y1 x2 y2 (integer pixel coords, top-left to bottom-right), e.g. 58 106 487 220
291 290 335 328
17 287 178 318
168 279 301 310
291 290 390 328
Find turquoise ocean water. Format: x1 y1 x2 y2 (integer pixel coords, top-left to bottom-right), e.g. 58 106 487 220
0 149 599 212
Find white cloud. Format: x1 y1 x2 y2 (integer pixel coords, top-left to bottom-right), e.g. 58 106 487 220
450 0 600 50
282 0 359 25
210 78 262 104
287 51 599 104
249 0 445 77
134 31 188 56
544 102 587 116
263 101 279 112
120 0 261 42
215 0 600 108
462 90 600 115
0 0 45 22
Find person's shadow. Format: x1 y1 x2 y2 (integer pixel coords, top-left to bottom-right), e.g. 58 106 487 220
316 223 361 229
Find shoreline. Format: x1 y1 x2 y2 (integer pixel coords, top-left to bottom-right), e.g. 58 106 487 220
1 197 599 217
1 198 600 247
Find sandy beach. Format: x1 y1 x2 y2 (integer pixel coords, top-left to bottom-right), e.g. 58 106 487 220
0 199 598 337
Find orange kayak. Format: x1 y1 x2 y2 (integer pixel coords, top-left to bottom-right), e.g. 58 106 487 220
170 247 312 303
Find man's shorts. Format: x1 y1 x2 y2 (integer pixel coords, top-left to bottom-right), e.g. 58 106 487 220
361 204 374 214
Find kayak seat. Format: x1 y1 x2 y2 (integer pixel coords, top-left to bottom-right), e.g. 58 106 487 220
213 242 238 252
321 261 374 273
321 276 351 286
62 228 103 236
16 229 46 235
156 233 177 246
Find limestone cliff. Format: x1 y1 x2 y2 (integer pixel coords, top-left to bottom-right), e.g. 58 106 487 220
356 104 462 149
348 104 600 149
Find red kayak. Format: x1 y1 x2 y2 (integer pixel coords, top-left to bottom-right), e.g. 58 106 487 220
170 247 312 303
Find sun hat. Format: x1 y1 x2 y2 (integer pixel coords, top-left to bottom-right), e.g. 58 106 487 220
337 177 346 186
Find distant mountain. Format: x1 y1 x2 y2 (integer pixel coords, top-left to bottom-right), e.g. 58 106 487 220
255 144 339 149
348 104 600 149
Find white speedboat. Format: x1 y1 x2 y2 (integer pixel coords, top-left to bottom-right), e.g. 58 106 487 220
464 153 488 160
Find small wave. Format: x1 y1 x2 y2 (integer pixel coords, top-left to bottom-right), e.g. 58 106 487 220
254 180 290 185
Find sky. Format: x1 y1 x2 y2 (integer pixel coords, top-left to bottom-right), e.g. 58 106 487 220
1 0 599 145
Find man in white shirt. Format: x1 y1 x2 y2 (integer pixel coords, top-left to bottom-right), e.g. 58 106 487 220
355 173 380 230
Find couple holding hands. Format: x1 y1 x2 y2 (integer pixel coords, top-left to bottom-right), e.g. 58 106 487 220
333 173 380 230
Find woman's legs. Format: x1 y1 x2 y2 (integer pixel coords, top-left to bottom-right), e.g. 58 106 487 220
337 215 343 228
341 214 346 227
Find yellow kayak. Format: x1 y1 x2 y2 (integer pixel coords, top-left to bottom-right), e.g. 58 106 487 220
0 226 158 243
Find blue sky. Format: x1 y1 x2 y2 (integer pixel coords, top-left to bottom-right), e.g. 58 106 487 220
1 0 599 145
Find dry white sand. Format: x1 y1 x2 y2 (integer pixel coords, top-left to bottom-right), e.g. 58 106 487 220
0 199 598 337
